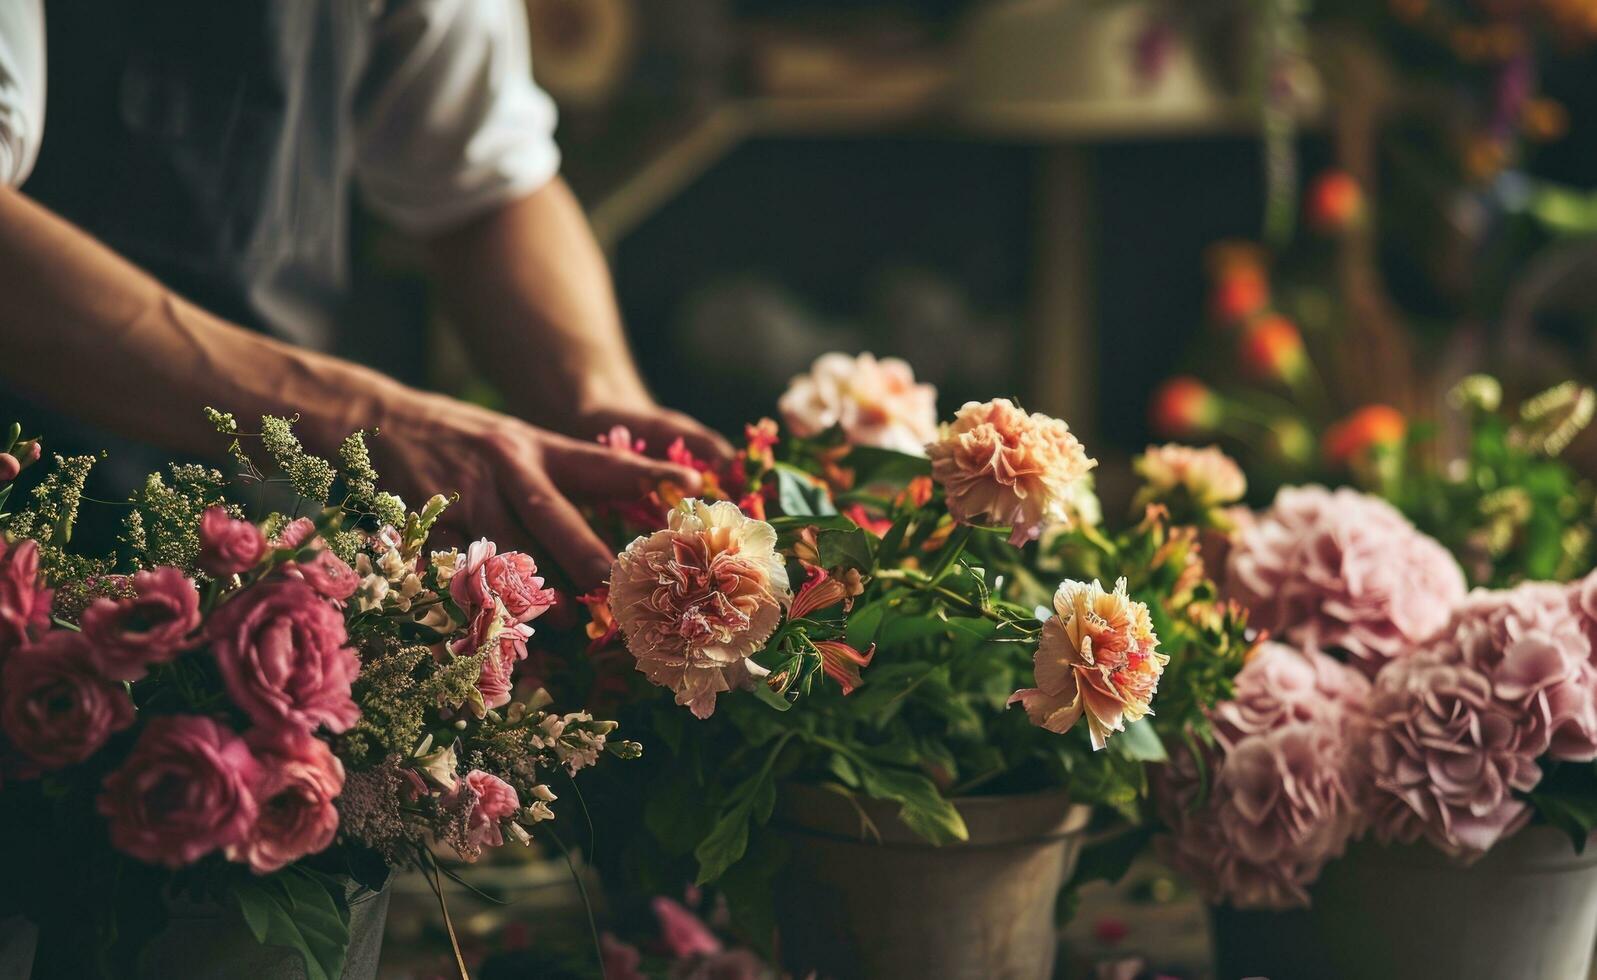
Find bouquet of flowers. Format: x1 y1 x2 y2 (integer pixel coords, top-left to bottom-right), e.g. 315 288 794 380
1153 382 1597 908
581 353 1252 939
0 415 635 978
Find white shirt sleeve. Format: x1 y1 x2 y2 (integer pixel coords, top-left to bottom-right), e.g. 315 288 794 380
0 0 45 188
353 0 561 237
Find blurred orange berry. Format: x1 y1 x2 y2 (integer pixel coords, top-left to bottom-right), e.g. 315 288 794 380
1306 170 1365 234
1522 98 1569 141
1151 377 1223 436
1210 267 1269 325
1239 315 1308 382
1323 405 1406 467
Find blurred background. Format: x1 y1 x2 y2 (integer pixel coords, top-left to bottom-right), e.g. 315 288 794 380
356 1 1597 976
350 0 1597 490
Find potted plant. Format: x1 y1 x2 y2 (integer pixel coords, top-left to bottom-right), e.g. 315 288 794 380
581 353 1252 980
0 415 637 979
1153 379 1597 980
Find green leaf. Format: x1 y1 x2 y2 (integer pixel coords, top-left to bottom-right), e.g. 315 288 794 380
1108 718 1168 762
230 869 351 980
816 526 876 572
855 761 968 844
844 600 886 649
751 677 794 712
1528 761 1597 853
774 465 837 518
695 797 755 884
843 446 932 485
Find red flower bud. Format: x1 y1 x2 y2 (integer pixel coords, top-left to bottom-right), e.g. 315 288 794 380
1323 405 1406 467
1151 377 1223 437
1239 314 1307 382
1306 170 1364 234
1209 267 1269 325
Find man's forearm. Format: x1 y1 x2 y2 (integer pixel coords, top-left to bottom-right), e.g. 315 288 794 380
0 187 437 457
422 178 653 428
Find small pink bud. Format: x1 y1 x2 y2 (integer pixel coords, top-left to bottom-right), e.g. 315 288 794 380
0 454 19 482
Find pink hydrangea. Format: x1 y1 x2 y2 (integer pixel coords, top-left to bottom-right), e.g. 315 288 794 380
97 715 261 867
1366 652 1541 859
197 506 267 577
0 539 52 659
207 578 360 734
777 352 939 455
1226 486 1466 677
609 500 791 719
227 728 345 873
927 399 1097 546
1155 643 1368 910
79 566 202 681
0 630 135 772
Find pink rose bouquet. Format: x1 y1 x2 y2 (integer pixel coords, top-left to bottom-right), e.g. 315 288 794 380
0 416 636 978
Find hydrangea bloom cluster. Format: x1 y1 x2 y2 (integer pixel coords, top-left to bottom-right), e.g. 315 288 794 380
1226 485 1466 677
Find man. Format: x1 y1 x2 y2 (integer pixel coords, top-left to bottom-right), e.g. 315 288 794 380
0 0 725 590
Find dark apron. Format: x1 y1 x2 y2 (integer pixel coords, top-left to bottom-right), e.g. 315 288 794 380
7 1 395 545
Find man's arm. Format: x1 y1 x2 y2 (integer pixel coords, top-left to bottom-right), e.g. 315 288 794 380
422 178 731 460
0 186 696 588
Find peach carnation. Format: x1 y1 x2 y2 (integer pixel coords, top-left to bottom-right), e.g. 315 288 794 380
609 500 792 719
1133 444 1246 511
928 398 1097 546
1008 578 1167 750
777 352 938 455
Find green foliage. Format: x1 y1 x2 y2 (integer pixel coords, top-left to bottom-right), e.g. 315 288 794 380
229 868 352 980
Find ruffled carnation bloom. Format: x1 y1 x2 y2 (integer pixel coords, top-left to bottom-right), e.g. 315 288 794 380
208 578 361 733
1447 580 1597 761
1366 652 1541 859
452 603 534 710
97 715 260 867
1210 642 1370 750
1008 578 1168 750
272 517 318 550
460 769 520 851
928 399 1097 546
1133 444 1246 510
609 499 792 719
0 539 52 659
227 728 344 873
0 631 135 772
777 352 939 455
197 506 267 577
1226 486 1466 678
450 539 557 625
80 566 202 681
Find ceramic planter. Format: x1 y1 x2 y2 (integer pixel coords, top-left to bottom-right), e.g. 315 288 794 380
773 783 1090 980
1211 826 1597 980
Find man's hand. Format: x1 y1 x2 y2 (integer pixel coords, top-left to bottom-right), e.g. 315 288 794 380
375 395 700 591
572 401 734 464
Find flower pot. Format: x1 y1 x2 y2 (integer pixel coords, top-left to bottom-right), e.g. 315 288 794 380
1210 826 1597 980
3 880 390 980
772 783 1091 980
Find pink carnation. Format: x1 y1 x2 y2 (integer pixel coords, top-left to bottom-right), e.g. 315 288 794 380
0 539 52 659
609 500 791 719
1226 486 1465 677
208 578 360 733
777 352 939 455
97 715 260 867
461 769 520 850
450 539 557 625
80 566 202 681
197 506 267 577
1366 652 1541 859
272 517 318 550
450 604 534 710
927 399 1097 546
652 897 722 959
1009 578 1167 750
283 549 360 603
227 728 344 873
0 630 135 772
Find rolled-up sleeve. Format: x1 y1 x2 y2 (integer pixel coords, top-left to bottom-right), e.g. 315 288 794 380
353 0 560 237
0 0 45 188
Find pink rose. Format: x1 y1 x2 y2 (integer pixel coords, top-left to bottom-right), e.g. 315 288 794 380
208 579 360 733
97 715 260 867
226 728 344 873
0 539 53 659
197 506 267 577
80 566 202 681
284 549 360 602
461 769 520 850
1 631 135 772
450 540 556 625
272 517 318 550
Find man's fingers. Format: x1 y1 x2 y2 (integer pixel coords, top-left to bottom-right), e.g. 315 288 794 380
544 438 704 499
506 475 617 592
647 411 734 463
